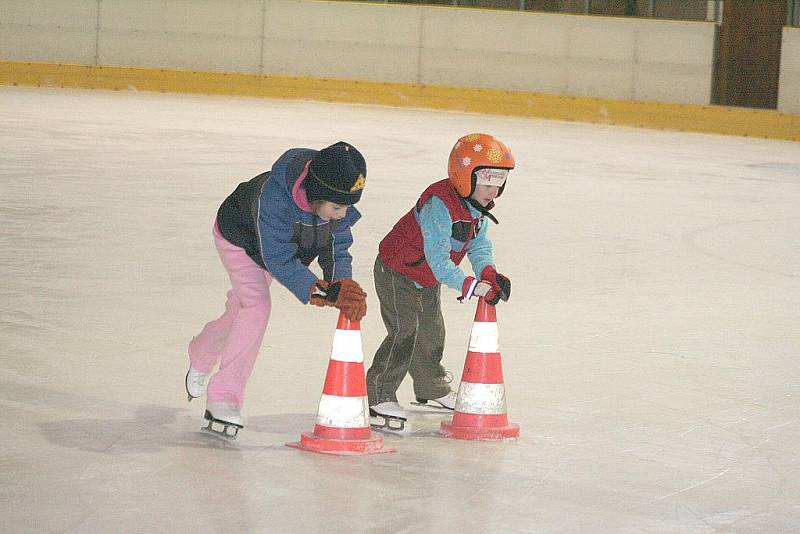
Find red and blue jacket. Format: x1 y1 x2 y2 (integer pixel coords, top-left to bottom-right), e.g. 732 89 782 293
379 179 493 289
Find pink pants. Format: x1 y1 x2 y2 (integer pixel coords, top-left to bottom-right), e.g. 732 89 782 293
188 223 273 407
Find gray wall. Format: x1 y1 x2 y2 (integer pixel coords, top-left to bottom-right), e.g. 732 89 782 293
3 0 788 110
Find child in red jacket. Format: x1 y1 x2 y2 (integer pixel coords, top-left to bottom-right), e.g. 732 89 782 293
366 133 513 431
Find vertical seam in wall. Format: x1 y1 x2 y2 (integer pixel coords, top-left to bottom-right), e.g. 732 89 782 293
565 19 573 95
631 24 638 102
260 0 266 75
95 0 101 65
417 7 424 86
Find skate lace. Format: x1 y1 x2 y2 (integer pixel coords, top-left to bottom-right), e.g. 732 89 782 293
443 371 453 384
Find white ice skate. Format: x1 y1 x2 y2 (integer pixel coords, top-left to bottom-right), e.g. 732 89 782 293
412 390 458 410
202 403 243 439
185 366 208 402
370 401 408 432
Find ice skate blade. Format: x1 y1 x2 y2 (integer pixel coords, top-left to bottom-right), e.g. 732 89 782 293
202 412 243 440
369 415 409 435
201 425 240 440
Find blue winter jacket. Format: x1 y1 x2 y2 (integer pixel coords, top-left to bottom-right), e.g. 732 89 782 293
216 148 362 304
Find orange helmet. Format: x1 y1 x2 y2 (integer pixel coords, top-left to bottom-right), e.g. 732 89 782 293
447 133 515 198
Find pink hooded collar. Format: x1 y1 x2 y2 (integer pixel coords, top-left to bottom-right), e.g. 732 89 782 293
292 160 313 213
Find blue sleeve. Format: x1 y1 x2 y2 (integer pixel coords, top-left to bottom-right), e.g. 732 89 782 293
420 197 469 292
466 218 494 279
257 185 318 304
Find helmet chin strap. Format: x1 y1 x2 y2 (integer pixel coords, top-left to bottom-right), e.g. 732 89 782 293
466 197 499 224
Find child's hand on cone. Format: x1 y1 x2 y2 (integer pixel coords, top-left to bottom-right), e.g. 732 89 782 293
310 279 367 321
480 266 511 305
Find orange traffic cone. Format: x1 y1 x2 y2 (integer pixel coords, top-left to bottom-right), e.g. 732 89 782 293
287 312 394 455
440 297 519 441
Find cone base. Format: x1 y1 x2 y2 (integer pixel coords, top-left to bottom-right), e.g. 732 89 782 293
286 431 395 455
440 420 520 441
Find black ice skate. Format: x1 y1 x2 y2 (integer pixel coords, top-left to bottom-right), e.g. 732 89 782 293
369 402 408 432
202 403 243 440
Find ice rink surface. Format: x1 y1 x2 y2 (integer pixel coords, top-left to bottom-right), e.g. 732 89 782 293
2 85 800 533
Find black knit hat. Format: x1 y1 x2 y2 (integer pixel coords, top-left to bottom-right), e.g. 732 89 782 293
305 141 366 205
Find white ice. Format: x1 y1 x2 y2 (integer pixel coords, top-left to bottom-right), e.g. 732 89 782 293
2 86 800 532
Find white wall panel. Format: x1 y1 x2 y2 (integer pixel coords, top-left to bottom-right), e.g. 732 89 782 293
633 19 713 104
0 26 97 64
0 0 97 27
634 63 711 104
98 0 262 71
100 0 262 35
635 20 714 66
262 38 419 81
0 0 725 108
513 17 572 58
417 11 711 104
100 31 262 72
567 19 636 99
570 18 636 61
419 11 573 95
420 48 547 93
778 28 800 113
0 0 97 63
421 8 527 53
261 0 420 82
428 52 570 95
568 58 634 100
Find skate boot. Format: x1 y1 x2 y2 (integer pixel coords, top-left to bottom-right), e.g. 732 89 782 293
413 390 458 410
202 402 243 439
185 367 208 402
411 371 457 410
369 401 408 432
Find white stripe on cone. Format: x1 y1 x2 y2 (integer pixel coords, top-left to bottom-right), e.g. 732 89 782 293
468 322 499 353
316 394 369 428
454 383 507 415
330 330 364 363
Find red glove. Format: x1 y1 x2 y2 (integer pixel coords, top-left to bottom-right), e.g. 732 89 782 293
457 277 492 302
480 266 511 305
310 279 367 321
310 280 334 308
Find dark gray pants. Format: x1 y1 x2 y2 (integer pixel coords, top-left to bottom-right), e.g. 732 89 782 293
366 256 452 406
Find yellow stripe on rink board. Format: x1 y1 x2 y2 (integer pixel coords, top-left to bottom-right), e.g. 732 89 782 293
2 60 798 142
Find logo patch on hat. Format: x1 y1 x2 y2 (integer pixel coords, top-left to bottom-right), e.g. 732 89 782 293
350 174 366 192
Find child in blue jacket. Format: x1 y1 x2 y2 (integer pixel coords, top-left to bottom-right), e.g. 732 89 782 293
186 142 368 438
